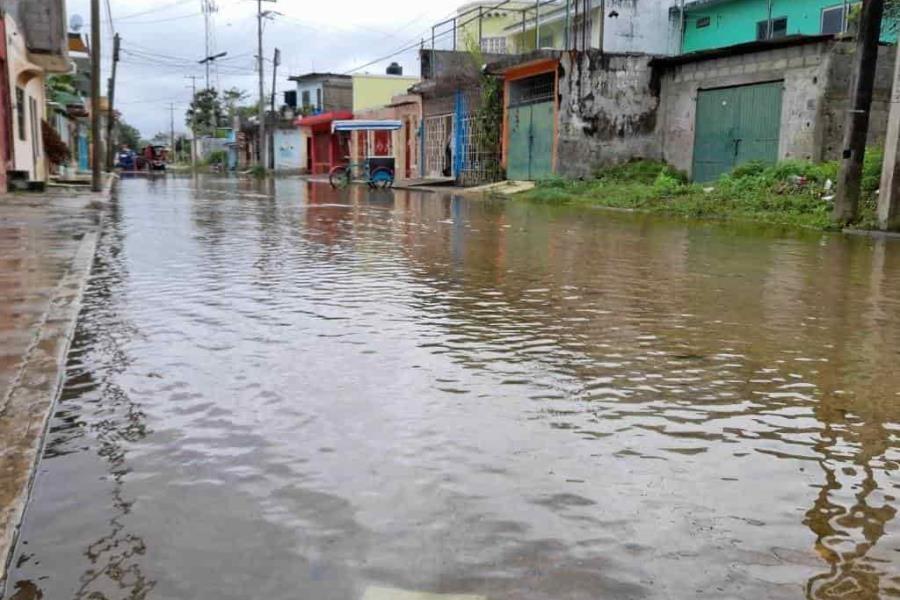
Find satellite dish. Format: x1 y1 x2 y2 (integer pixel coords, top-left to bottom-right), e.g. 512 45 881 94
69 14 84 32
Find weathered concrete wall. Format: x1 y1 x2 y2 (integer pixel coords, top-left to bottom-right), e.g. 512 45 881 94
600 0 682 56
658 40 832 176
819 42 896 161
558 50 661 178
658 40 898 177
2 0 64 53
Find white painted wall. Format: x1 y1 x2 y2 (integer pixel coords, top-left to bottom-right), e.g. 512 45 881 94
273 128 304 171
296 81 324 112
593 0 682 55
5 14 47 181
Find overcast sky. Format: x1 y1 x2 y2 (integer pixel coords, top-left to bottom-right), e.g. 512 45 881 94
66 0 462 138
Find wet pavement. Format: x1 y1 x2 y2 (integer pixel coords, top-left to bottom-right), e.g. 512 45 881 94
3 175 900 600
0 187 106 586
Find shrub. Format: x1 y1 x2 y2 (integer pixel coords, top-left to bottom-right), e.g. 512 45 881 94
653 171 685 196
208 149 228 166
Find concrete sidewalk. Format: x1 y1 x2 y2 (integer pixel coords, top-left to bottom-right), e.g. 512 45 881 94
0 179 113 584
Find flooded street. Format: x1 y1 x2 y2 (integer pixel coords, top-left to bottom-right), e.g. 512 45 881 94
4 176 900 600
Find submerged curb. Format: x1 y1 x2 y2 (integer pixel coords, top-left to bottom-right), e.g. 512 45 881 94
0 176 114 587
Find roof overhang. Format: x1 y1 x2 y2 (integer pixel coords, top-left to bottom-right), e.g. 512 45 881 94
486 50 561 77
332 120 402 133
295 111 355 131
650 34 834 68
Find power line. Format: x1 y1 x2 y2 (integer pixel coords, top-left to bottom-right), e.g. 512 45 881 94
117 0 197 21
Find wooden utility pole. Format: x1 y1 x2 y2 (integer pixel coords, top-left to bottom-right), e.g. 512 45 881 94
186 75 199 169
106 33 120 171
270 48 280 170
878 41 900 230
599 0 606 51
91 0 102 191
169 103 176 162
832 0 885 225
257 0 276 168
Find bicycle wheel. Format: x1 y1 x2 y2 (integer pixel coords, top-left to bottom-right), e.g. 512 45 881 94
329 166 351 189
370 168 394 189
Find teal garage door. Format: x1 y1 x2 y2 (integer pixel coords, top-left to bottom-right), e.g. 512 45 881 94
692 81 783 182
507 73 555 181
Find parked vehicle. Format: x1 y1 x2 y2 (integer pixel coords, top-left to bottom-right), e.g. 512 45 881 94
141 145 169 171
328 120 400 189
115 147 137 171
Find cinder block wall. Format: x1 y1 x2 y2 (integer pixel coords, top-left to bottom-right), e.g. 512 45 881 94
658 41 830 176
657 39 897 177
557 51 662 179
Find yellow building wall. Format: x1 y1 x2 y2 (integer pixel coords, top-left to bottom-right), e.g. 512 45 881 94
352 75 419 113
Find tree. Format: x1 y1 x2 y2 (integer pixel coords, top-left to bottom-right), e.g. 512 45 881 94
118 120 142 150
185 88 224 136
222 87 249 119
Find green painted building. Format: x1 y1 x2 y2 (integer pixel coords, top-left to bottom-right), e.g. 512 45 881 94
682 0 894 53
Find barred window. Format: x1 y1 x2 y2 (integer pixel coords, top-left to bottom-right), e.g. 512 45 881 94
480 37 507 54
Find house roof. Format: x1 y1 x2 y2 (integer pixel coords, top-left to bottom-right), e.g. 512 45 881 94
288 72 351 83
650 34 833 68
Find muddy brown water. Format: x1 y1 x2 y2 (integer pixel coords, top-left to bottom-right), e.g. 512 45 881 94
3 176 900 600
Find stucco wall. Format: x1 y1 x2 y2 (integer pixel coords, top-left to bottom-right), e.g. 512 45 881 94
657 39 896 176
273 128 304 171
5 14 47 181
511 0 681 56
558 51 661 178
352 75 420 112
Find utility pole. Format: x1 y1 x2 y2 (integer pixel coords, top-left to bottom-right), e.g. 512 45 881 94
270 48 280 170
832 0 885 225
202 0 213 90
186 75 199 169
106 33 120 171
878 42 900 230
91 0 102 192
169 103 176 163
599 0 606 51
257 0 276 169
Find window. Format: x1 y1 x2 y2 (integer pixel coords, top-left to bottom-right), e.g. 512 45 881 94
696 16 711 28
539 32 555 48
821 5 846 34
316 88 322 110
756 16 787 40
15 87 25 141
29 97 40 158
481 36 507 54
301 90 311 109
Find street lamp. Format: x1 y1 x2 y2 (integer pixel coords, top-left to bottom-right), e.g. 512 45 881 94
198 51 228 89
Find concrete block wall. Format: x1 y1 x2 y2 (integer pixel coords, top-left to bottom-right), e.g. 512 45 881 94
557 50 661 178
5 0 66 55
658 41 833 176
818 42 896 161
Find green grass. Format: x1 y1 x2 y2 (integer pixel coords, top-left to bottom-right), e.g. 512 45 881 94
519 156 882 231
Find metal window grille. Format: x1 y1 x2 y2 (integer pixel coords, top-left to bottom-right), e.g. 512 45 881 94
424 114 451 178
509 73 555 107
480 36 507 54
457 114 502 186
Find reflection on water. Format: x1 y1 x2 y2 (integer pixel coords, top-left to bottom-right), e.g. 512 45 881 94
4 175 900 600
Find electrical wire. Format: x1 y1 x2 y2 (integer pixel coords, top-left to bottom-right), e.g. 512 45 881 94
116 0 198 22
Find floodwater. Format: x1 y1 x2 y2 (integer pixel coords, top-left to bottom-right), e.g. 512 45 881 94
4 176 900 600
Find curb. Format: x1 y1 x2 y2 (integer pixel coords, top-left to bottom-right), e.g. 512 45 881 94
0 180 113 588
